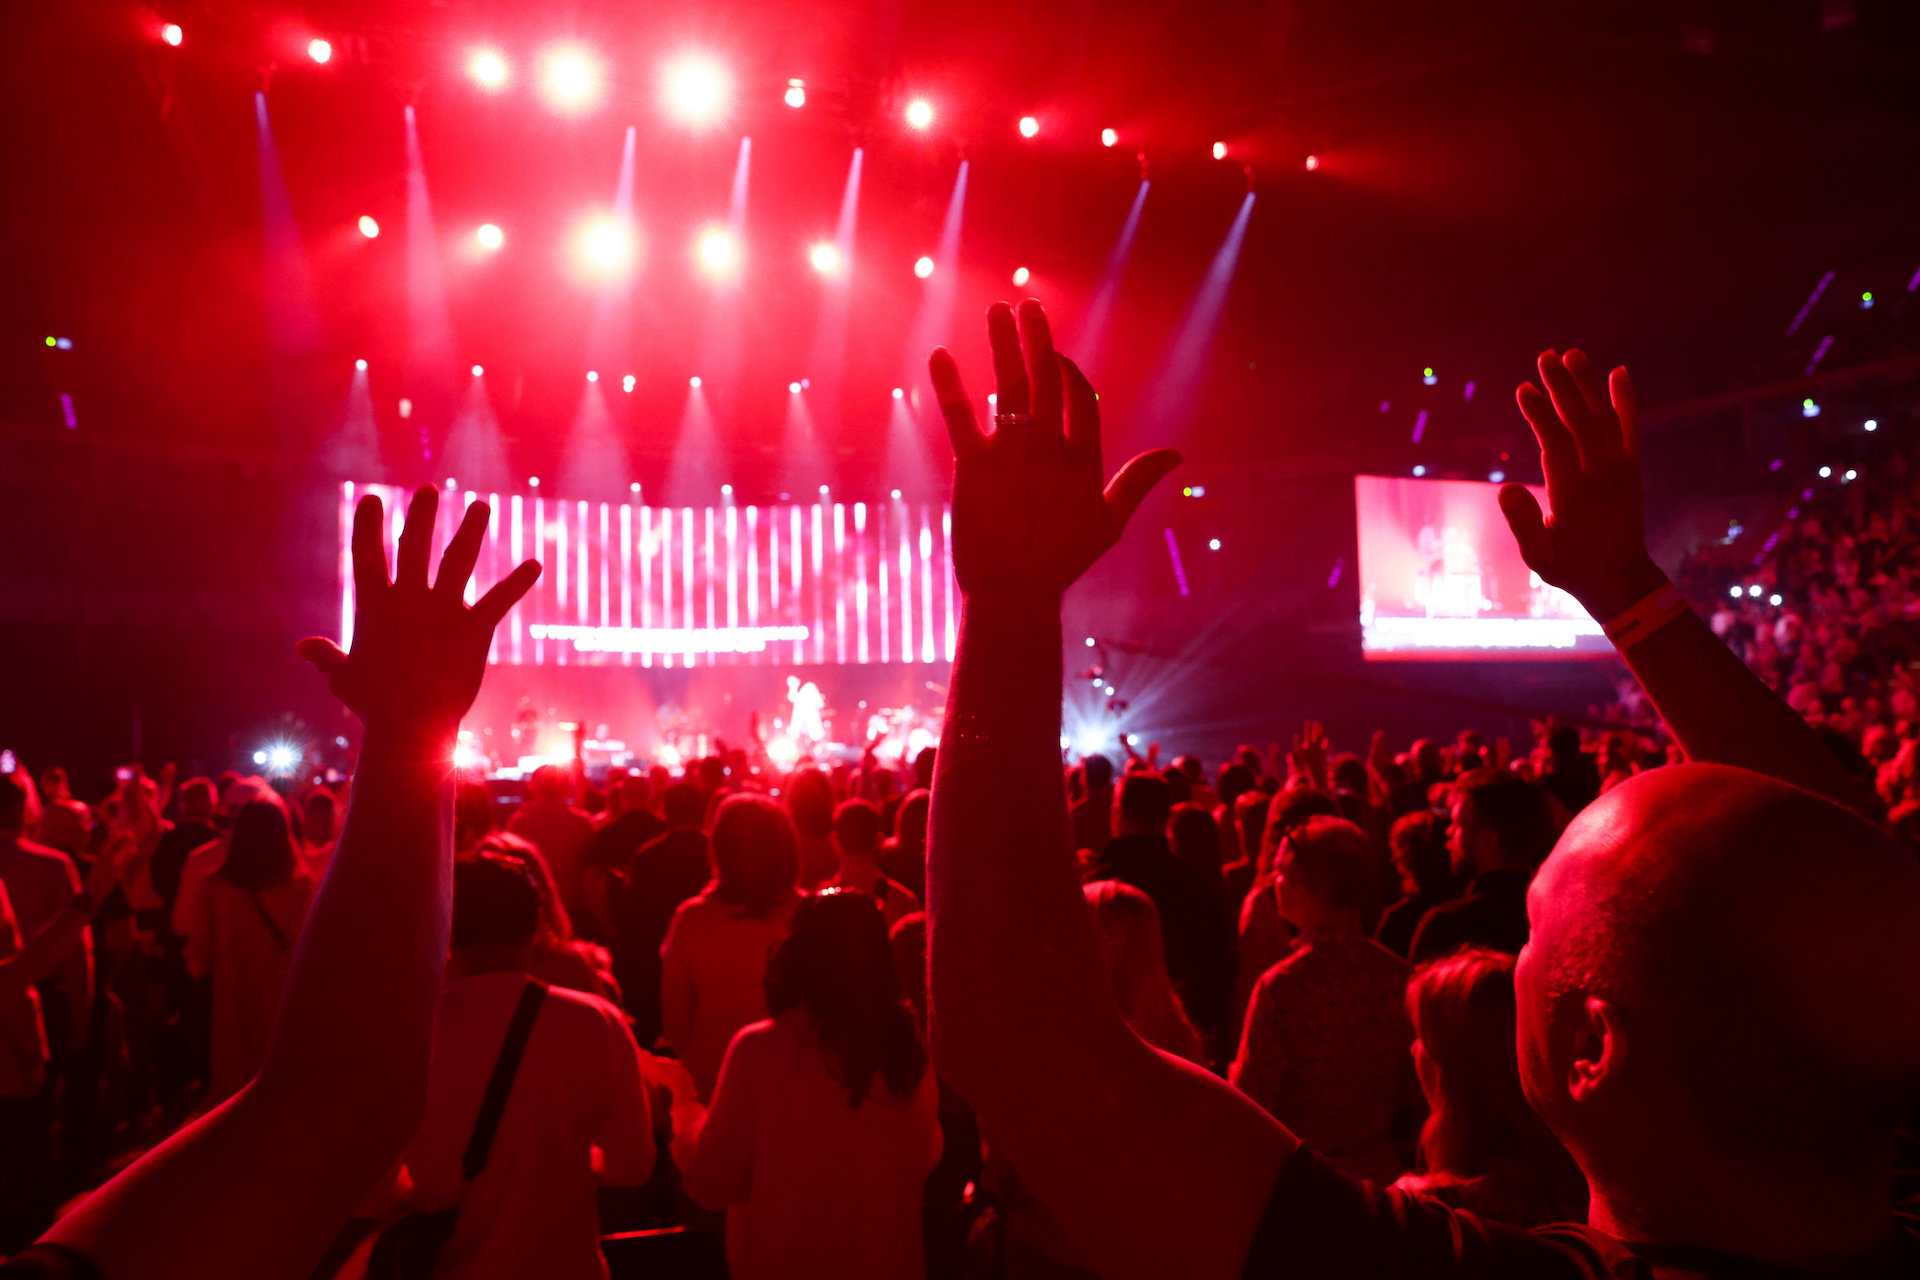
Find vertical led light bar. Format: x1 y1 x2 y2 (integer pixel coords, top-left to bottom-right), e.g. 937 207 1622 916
833 504 847 664
658 506 672 668
899 507 913 662
811 503 825 664
854 503 869 663
920 507 935 663
510 495 524 664
943 505 956 661
725 505 739 633
619 503 632 667
682 508 695 666
703 507 716 667
640 505 655 669
789 506 803 663
746 506 760 635
878 503 890 663
534 496 547 664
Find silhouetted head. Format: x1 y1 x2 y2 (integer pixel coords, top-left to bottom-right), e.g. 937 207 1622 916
785 767 835 840
892 789 930 853
220 800 298 894
1170 803 1223 878
1517 765 1920 1266
1217 762 1256 811
177 778 218 821
662 781 705 828
1114 773 1173 837
0 774 30 833
1391 810 1455 899
1275 816 1375 933
1448 771 1554 880
1081 753 1114 791
912 746 937 791
711 793 800 917
454 779 495 852
527 765 569 803
453 850 543 953
833 798 885 859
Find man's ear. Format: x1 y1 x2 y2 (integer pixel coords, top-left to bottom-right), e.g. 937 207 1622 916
1568 996 1626 1104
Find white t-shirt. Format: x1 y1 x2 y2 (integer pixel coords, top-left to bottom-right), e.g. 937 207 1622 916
659 890 798 1101
402 971 655 1280
685 1009 942 1280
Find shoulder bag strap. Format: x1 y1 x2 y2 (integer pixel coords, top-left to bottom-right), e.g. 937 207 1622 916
460 979 550 1182
250 894 294 950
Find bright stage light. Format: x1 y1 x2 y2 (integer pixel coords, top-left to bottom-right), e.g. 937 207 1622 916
662 55 731 127
576 216 636 276
453 742 485 771
262 743 300 775
540 46 601 112
1866 419 1879 432
476 223 503 250
1423 366 1437 385
1412 465 1426 477
766 734 800 768
1803 398 1821 418
357 215 380 238
818 485 830 495
308 38 332 64
1211 141 1227 160
1208 538 1221 551
914 255 934 279
689 375 702 388
1018 115 1039 138
398 399 412 418
630 482 641 493
721 484 734 496
1304 153 1320 171
788 381 802 393
445 477 458 489
1012 266 1030 287
891 488 902 499
905 99 933 129
469 49 508 89
529 476 540 488
785 79 806 108
587 370 599 382
1819 466 1832 478
1769 594 1783 607
161 23 183 46
355 358 367 371
623 374 635 392
697 227 737 274
891 387 904 400
1101 127 1118 147
471 364 484 377
809 243 838 273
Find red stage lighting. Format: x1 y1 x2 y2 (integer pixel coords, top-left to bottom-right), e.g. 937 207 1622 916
697 227 738 275
1305 153 1320 171
809 243 838 274
469 49 508 89
1101 127 1118 147
307 38 333 64
905 99 933 129
1018 115 1039 138
785 79 806 108
914 255 935 278
160 22 183 46
662 55 731 127
540 46 601 113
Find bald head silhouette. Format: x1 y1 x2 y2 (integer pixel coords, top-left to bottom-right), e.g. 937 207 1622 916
1516 764 1920 1268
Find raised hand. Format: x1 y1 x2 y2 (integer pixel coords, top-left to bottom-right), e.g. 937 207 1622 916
81 832 134 911
929 300 1180 602
1498 349 1668 620
296 487 540 736
1288 721 1329 791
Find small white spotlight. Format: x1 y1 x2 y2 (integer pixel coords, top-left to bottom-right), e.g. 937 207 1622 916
398 398 412 418
785 79 806 108
720 484 733 496
1802 398 1821 418
905 99 933 129
1304 154 1319 171
818 484 830 494
1018 115 1039 138
1208 538 1222 551
1819 466 1832 478
891 387 904 400
1866 419 1879 432
1211 141 1227 160
265 743 299 774
914 255 934 279
529 476 540 488
587 370 599 382
307 38 332 64
809 243 838 273
357 215 380 238
622 374 635 392
445 477 458 489
161 23 183 46
789 381 802 393
662 55 731 127
471 364 484 377
1845 469 1858 481
1748 585 1762 597
1488 470 1506 483
697 227 737 273
1101 127 1118 147
354 358 367 371
630 482 641 493
1769 594 1783 606
469 49 508 89
253 750 267 765
891 489 902 499
476 223 504 250
540 46 601 112
577 216 636 275
1729 586 1742 599
1412 465 1426 477
1012 266 1030 287
689 376 702 388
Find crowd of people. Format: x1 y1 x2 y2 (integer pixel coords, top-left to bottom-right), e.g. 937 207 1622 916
0 304 1913 1280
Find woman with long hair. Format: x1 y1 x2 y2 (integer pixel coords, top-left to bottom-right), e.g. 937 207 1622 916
684 889 940 1280
660 794 803 1099
471 830 620 1002
187 799 314 1105
1392 947 1589 1227
1084 880 1204 1064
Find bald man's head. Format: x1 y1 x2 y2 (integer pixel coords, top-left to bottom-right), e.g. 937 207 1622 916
1518 764 1920 1197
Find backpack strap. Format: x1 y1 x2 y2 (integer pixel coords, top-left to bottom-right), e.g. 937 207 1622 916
461 979 549 1182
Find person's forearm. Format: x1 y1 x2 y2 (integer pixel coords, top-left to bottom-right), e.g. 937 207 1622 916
0 903 94 1005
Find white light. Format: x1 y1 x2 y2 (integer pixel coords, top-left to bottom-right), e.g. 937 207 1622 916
1101 127 1118 147
252 750 267 765
721 484 733 496
1012 266 1030 287
988 393 997 406
160 23 183 46
1769 594 1783 606
789 381 802 393
1865 419 1878 432
539 46 601 112
529 476 540 487
357 215 380 238
1729 586 1742 599
1819 466 1832 477
906 99 934 129
476 223 504 250
891 489 902 499
265 744 299 774
577 216 636 276
1412 465 1426 477
445 477 458 489
1489 470 1506 483
469 49 508 89
307 38 332 64
1844 469 1857 481
662 55 731 127
355 358 367 371
891 387 904 400
697 227 737 274
1209 538 1222 551
766 734 800 768
689 375 702 388
1748 585 1763 597
1802 398 1821 418
1018 115 1039 138
471 364 484 377
630 482 641 493
784 79 806 108
1211 141 1227 160
819 485 830 494
809 243 838 273
1085 637 1096 647
398 398 412 418
914 255 935 278
1305 154 1320 171
623 374 635 392
453 743 485 771
587 370 599 382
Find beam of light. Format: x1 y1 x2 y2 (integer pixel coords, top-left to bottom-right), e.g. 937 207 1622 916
559 374 632 502
1073 179 1149 373
661 54 731 128
893 161 967 494
802 147 862 443
1163 528 1191 596
906 99 933 129
583 127 640 374
697 227 737 274
307 38 332 64
404 104 459 473
810 243 838 273
780 377 830 498
1138 192 1254 435
441 367 511 494
323 361 382 479
1785 269 1833 336
696 136 751 391
663 375 722 505
254 93 321 439
469 48 508 89
539 45 601 113
914 255 935 278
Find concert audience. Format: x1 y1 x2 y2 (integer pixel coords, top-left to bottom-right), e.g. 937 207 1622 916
879 787 930 900
783 767 838 890
1406 770 1555 966
1084 880 1203 1065
505 764 596 925
1372 810 1457 959
825 799 922 929
598 781 712 1047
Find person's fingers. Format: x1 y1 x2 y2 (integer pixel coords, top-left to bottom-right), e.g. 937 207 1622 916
1610 365 1641 470
928 348 987 459
352 495 388 606
1019 300 1064 441
987 302 1030 425
1560 349 1614 421
295 636 350 675
1515 380 1582 490
1497 483 1555 575
1103 448 1182 531
436 500 491 597
474 559 543 630
1536 351 1606 471
1061 355 1102 463
396 485 439 590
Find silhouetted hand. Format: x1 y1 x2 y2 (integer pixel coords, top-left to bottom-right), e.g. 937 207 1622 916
1288 721 1329 791
1499 350 1667 620
930 300 1180 602
296 487 540 736
81 833 134 912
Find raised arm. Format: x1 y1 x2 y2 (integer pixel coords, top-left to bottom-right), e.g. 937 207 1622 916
0 835 128 1006
926 300 1293 1280
45 487 537 1279
1498 350 1866 812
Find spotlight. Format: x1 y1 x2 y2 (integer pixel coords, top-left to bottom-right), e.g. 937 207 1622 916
1728 586 1741 599
399 399 411 418
1862 291 1874 309
469 49 508 89
905 99 933 129
721 484 733 496
1412 465 1426 477
1012 266 1030 287
891 489 902 499
1304 154 1319 171
622 374 635 392
1423 367 1437 385
160 22 183 46
1769 594 1783 607
355 358 367 371
445 477 458 489
662 54 731 128
1211 141 1227 160
1802 398 1821 418
689 375 702 388
1208 538 1222 551
357 215 380 238
891 387 904 400
529 477 540 488
630 482 641 493
1488 470 1506 483
539 45 601 112
1866 419 1879 432
1748 585 1762 598
1018 115 1039 138
1819 466 1832 478
476 223 504 250
587 370 599 382
819 485 830 494
1101 127 1118 147
576 216 636 276
307 38 332 64
471 364 484 376
453 743 485 771
785 78 806 108
696 227 737 274
263 743 299 774
1845 469 1858 482
789 381 802 393
914 255 934 279
809 243 838 273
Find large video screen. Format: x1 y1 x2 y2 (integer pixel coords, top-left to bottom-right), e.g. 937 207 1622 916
1354 475 1605 660
340 483 956 668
